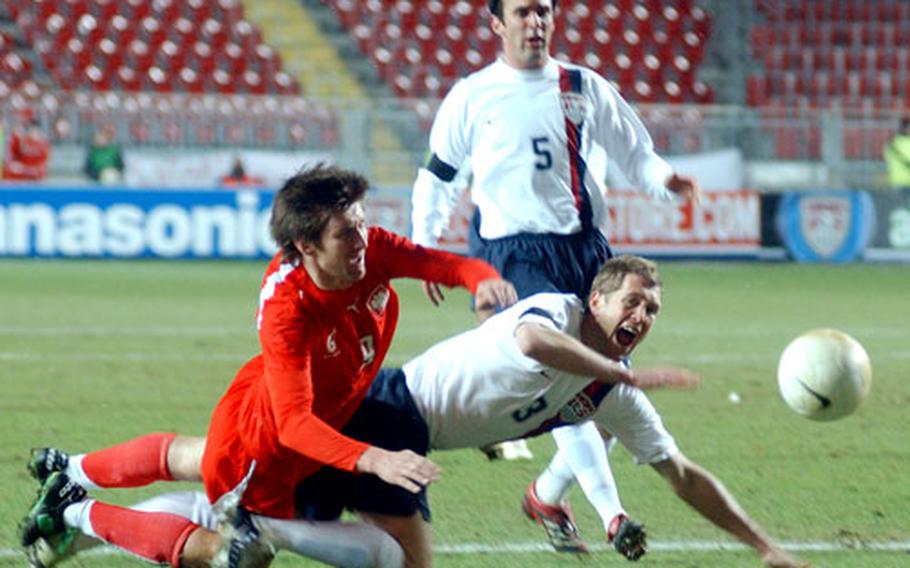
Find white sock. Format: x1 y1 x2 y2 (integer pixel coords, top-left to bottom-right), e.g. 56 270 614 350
550 422 625 533
534 447 576 505
63 499 97 538
256 517 405 568
65 455 100 490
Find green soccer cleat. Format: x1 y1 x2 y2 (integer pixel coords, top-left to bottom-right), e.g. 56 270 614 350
28 448 70 485
20 472 87 548
25 529 98 568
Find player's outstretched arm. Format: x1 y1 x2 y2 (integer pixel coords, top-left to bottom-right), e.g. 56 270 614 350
515 323 700 389
356 447 440 494
651 454 813 568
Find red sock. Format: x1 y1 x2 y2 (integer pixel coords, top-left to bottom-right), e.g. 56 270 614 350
82 433 177 487
89 502 197 567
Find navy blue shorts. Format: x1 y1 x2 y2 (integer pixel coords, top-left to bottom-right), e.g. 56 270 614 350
469 210 613 300
294 368 432 522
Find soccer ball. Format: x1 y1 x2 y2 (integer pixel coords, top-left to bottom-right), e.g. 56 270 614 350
777 328 872 421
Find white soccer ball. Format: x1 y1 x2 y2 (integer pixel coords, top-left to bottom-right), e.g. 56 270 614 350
777 328 872 421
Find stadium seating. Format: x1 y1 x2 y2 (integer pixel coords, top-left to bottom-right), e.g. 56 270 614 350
327 0 715 104
3 0 300 95
749 0 909 159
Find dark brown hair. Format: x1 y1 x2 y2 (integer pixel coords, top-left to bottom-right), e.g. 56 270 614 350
270 164 369 262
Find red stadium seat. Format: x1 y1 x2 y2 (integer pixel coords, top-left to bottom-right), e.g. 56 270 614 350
175 67 205 93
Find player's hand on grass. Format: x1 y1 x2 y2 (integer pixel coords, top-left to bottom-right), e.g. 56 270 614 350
474 278 518 313
760 547 813 568
420 281 445 306
629 366 701 390
356 447 441 493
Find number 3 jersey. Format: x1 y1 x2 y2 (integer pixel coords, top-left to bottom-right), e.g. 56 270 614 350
403 292 673 456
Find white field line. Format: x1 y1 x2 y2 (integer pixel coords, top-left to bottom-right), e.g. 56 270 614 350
0 326 253 337
0 540 908 560
0 352 248 362
2 325 906 339
3 350 909 364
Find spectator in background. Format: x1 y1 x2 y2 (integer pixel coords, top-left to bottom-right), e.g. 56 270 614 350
221 156 265 187
884 116 910 190
84 125 124 185
2 107 50 181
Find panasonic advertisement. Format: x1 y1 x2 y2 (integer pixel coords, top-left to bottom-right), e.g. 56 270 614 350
0 188 277 259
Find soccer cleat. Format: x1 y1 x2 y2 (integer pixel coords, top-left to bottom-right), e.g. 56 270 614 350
480 439 534 461
608 514 647 561
26 530 98 568
521 482 589 554
20 472 87 547
28 448 70 485
212 506 276 568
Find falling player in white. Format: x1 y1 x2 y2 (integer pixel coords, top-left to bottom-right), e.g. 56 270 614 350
34 256 808 568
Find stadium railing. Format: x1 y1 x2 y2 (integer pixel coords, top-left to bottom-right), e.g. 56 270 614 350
0 90 901 191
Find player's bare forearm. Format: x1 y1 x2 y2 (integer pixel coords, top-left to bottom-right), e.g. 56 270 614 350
653 457 811 568
515 323 632 382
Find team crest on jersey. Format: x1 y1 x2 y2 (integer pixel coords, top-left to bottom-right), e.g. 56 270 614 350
367 285 390 316
558 392 597 423
560 92 588 126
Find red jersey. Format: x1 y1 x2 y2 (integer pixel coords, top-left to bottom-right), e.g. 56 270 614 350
202 227 498 517
3 127 50 180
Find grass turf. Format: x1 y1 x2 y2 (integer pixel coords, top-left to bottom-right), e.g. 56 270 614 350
1 259 907 567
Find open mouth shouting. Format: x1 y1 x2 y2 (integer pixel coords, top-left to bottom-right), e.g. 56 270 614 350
615 325 639 350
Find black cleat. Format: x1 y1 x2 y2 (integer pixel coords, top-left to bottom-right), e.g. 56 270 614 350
608 514 647 561
28 448 70 485
20 472 86 547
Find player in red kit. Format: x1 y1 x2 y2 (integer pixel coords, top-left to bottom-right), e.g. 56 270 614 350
21 165 516 568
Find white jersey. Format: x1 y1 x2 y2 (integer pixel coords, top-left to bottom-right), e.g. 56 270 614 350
411 57 674 246
403 293 677 464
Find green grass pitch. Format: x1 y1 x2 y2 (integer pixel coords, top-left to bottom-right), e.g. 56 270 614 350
1 259 907 567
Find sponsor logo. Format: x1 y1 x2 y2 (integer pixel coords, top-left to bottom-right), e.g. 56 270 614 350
0 190 275 258
799 196 850 258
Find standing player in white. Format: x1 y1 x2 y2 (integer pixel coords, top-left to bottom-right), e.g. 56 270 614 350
33 256 809 568
410 0 701 556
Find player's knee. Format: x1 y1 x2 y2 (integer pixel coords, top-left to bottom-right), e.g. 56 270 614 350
168 436 205 482
371 529 405 568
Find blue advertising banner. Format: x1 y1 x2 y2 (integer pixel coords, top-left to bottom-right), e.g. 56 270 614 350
775 190 876 262
0 187 277 258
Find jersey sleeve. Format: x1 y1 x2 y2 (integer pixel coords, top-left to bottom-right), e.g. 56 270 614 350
410 81 472 246
587 73 673 200
258 284 369 472
372 227 500 292
514 294 573 333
